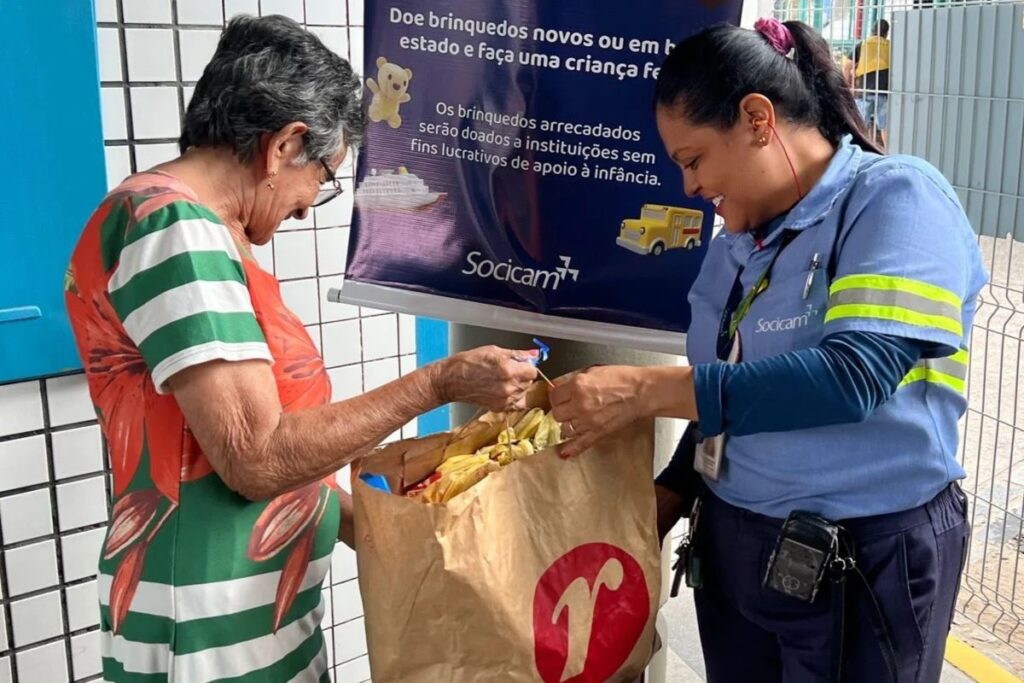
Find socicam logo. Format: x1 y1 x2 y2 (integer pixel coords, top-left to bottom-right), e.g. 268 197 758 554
462 252 580 290
533 543 650 683
754 304 822 334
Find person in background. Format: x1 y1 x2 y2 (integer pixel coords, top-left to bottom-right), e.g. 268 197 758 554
840 49 856 89
64 15 537 682
851 19 891 149
551 18 985 682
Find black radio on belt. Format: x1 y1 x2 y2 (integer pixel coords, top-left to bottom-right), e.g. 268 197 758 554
763 511 841 602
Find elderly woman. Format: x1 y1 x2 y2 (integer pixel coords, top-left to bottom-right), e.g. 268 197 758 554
64 15 537 682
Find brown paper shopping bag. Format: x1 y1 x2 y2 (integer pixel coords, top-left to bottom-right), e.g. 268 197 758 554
352 383 660 683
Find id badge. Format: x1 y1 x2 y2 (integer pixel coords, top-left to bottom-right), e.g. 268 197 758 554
695 435 723 480
694 335 740 482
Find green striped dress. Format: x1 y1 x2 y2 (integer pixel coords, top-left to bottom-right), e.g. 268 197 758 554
65 171 341 682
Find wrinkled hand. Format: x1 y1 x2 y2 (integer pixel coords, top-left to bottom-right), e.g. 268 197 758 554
436 345 539 412
549 365 651 458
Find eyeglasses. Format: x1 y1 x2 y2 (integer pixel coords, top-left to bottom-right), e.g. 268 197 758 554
312 158 344 207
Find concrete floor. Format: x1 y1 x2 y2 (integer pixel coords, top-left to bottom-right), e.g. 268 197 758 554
659 589 976 682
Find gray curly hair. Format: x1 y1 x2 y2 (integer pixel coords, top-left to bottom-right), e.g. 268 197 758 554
180 14 367 164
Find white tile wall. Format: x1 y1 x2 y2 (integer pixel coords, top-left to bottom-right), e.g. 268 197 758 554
178 30 221 81
400 353 418 381
124 29 177 82
280 278 322 326
10 591 63 647
361 316 399 362
225 0 261 19
0 383 42 437
328 366 364 402
61 529 106 583
331 580 363 624
347 0 365 26
70 631 102 680
96 28 123 82
0 3 420 681
280 212 316 232
65 581 100 632
15 640 67 682
134 142 180 170
309 26 350 59
0 490 54 545
46 375 95 427
322 320 363 367
252 241 275 273
335 465 353 493
260 0 305 22
306 0 348 25
95 0 118 24
399 314 417 355
0 435 48 493
349 27 365 74
51 426 104 480
130 87 181 139
316 227 349 275
363 358 400 391
121 0 172 25
274 230 318 280
56 478 109 532
333 617 368 665
332 545 358 583
105 146 132 190
4 541 58 597
176 0 224 26
99 87 128 140
336 655 371 682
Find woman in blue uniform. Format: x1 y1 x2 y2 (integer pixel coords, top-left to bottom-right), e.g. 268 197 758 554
550 18 987 682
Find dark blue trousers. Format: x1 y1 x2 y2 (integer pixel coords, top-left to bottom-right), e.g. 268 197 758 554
693 484 969 683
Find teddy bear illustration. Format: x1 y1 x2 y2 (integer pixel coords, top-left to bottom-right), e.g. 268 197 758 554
366 56 412 129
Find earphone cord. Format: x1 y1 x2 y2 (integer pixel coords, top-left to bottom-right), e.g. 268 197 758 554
767 121 805 200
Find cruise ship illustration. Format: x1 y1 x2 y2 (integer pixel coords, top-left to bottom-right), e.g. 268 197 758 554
354 166 445 211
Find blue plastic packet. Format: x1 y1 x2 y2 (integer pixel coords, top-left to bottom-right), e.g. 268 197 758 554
531 337 550 366
359 472 392 494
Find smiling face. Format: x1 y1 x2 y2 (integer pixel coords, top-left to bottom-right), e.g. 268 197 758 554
243 122 348 246
655 95 794 234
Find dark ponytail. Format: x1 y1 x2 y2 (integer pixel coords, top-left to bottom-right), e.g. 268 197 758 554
654 21 882 155
784 21 881 154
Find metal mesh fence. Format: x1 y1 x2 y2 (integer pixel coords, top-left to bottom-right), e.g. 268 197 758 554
775 0 1024 665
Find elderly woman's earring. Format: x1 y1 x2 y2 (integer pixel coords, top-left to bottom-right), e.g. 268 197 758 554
267 171 278 190
758 135 769 146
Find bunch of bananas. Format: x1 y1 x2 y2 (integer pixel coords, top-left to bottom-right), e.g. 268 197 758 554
407 409 563 504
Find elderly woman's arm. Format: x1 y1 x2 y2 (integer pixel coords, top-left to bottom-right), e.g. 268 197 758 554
170 346 535 501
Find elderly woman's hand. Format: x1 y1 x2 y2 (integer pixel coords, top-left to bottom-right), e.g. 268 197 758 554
434 346 540 412
550 365 697 458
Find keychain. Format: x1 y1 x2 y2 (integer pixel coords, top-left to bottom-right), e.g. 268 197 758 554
671 498 704 596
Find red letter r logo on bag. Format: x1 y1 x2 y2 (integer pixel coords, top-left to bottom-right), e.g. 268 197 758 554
533 542 650 683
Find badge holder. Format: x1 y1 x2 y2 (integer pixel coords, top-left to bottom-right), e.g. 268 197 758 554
670 497 704 596
694 334 740 482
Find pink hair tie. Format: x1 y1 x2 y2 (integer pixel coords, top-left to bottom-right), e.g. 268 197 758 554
754 17 795 58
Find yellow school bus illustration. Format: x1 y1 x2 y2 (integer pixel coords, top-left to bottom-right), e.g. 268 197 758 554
616 204 704 256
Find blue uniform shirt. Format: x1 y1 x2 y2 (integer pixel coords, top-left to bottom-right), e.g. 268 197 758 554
687 137 988 519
